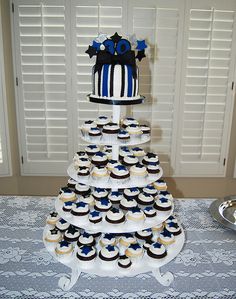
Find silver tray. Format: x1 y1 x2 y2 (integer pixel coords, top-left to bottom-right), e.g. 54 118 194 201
209 195 236 231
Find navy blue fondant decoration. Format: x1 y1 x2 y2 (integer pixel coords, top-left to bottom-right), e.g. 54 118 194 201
153 242 162 249
106 245 115 252
85 32 147 80
161 228 172 238
60 240 70 247
130 243 141 250
159 197 169 203
168 222 179 229
81 245 92 255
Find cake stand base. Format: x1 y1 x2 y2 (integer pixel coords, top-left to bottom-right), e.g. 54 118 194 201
152 268 174 286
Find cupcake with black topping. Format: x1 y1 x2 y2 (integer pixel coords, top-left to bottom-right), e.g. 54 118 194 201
89 210 102 224
46 211 60 225
64 225 80 242
165 221 182 236
94 197 112 212
55 218 70 232
142 153 159 165
118 255 132 269
99 245 119 268
55 240 74 261
44 228 62 250
62 201 74 213
76 245 97 267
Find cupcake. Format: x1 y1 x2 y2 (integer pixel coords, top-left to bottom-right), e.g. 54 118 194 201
123 187 140 200
88 127 102 141
103 145 113 160
126 124 142 140
143 185 157 196
75 183 91 196
46 211 60 225
81 120 97 135
71 201 89 217
105 207 125 224
77 232 96 247
154 197 172 211
73 151 88 162
67 178 77 190
165 221 182 236
80 194 94 206
99 245 119 268
118 255 132 269
55 218 70 232
147 242 167 259
92 188 109 200
119 233 136 247
102 122 120 141
143 206 157 218
100 233 116 247
147 162 160 175
86 230 102 239
143 240 153 251
107 159 121 171
108 191 123 204
91 151 108 166
91 165 109 181
125 243 143 259
122 117 139 128
94 198 112 212
76 245 97 266
117 129 130 143
158 228 175 245
165 215 178 224
64 226 80 242
59 186 70 195
123 155 139 167
130 163 147 179
152 223 164 233
119 197 137 211
126 207 145 222
153 179 167 191
89 210 102 224
131 147 146 159
96 116 110 128
119 146 131 161
158 191 173 200
55 240 73 261
110 165 130 182
135 229 153 242
77 166 90 180
59 189 77 202
62 201 74 213
137 192 154 206
44 228 62 244
74 157 91 168
85 144 100 156
142 153 159 165
140 124 151 137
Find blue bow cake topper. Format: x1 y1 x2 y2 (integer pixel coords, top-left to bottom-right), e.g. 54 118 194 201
85 32 147 79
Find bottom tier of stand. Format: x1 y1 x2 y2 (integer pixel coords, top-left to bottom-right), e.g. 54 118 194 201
43 223 185 290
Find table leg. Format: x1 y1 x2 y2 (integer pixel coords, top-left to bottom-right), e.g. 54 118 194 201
152 268 174 286
58 267 81 290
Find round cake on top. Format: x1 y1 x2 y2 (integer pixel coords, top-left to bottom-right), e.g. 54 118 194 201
85 32 147 103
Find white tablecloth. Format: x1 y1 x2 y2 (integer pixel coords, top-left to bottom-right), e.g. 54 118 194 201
0 196 235 299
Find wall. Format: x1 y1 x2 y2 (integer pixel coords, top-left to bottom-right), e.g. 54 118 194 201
0 0 236 198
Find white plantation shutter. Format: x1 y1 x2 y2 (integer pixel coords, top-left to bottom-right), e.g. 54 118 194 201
128 0 184 175
0 9 11 176
71 0 127 149
12 0 74 175
175 0 236 176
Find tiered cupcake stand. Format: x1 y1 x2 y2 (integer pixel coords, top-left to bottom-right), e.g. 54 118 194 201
43 101 185 291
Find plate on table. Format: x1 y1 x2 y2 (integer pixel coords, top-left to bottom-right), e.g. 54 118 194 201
209 195 236 231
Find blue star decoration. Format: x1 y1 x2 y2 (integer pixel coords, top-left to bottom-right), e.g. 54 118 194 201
168 215 175 221
160 191 170 196
130 187 138 192
136 40 147 51
76 151 86 156
85 120 94 124
129 124 138 128
121 146 129 152
95 188 106 193
146 185 155 190
111 208 119 213
147 152 157 158
59 218 67 224
159 197 169 203
90 210 100 217
133 147 141 151
148 162 158 166
76 202 87 208
130 207 141 213
106 245 115 252
115 165 127 171
129 243 141 250
81 245 93 255
92 40 101 51
59 240 70 247
50 212 58 217
111 191 121 196
168 222 179 229
82 232 91 238
144 207 153 212
100 198 109 206
104 234 114 240
136 163 144 168
64 201 73 206
80 158 88 162
95 151 105 157
161 228 173 238
143 192 152 198
153 242 162 249
88 145 97 149
99 116 107 120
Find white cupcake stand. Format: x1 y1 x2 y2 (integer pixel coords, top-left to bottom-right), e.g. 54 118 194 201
43 104 185 290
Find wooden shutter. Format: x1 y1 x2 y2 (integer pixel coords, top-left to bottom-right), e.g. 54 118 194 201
71 0 127 148
0 7 11 176
128 0 184 175
175 0 236 176
12 0 74 175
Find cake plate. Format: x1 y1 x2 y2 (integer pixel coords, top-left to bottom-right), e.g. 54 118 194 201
88 94 145 105
43 224 185 291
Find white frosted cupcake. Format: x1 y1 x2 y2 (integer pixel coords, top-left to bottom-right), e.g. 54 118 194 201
55 240 74 262
110 165 130 183
76 245 97 268
117 129 130 143
125 243 143 264
77 166 90 181
158 191 173 200
154 197 172 211
105 207 125 224
126 207 145 223
80 194 94 206
143 184 157 196
122 117 139 128
119 146 132 161
119 197 138 211
119 233 136 247
100 233 116 247
107 159 121 171
59 189 77 203
62 201 74 213
142 153 159 165
44 228 62 251
81 120 97 136
91 151 108 166
88 127 102 142
99 245 119 269
123 187 140 200
143 206 157 218
77 232 96 247
158 228 175 245
108 191 123 204
89 210 102 224
165 215 178 224
137 192 154 206
74 157 91 169
96 116 110 128
67 178 77 190
102 122 120 142
75 183 91 196
71 202 89 221
131 147 146 161
94 198 112 212
130 163 147 179
103 145 113 160
85 144 100 156
147 242 167 260
135 229 153 243
147 163 160 176
140 124 151 137
73 151 88 162
165 221 182 236
92 187 109 200
64 226 80 242
126 124 142 140
123 155 139 167
91 165 109 182
46 211 60 225
55 218 70 232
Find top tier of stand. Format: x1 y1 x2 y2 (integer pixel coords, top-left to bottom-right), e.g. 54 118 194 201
88 94 145 106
